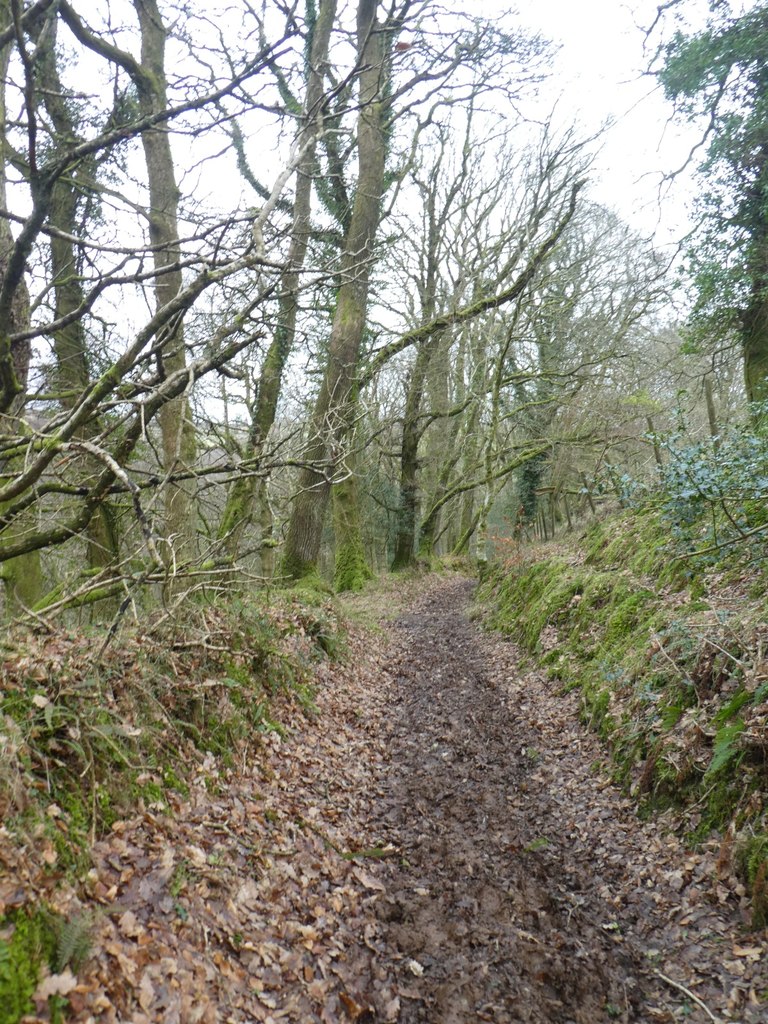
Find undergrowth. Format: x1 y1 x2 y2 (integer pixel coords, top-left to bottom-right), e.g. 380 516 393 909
480 500 768 927
0 590 344 1017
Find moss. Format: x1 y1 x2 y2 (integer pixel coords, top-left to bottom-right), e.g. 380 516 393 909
737 833 768 929
284 570 333 597
581 680 615 739
332 463 373 594
334 537 374 593
604 590 653 648
0 908 57 1024
483 557 586 652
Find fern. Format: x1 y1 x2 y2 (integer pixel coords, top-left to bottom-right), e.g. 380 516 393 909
54 914 93 973
706 720 745 777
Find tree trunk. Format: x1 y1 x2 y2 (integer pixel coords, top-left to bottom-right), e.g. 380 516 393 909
218 0 338 558
282 0 388 582
332 447 373 592
391 337 443 569
743 291 768 415
0 5 43 614
134 0 198 567
36 16 120 582
703 375 720 450
563 491 573 530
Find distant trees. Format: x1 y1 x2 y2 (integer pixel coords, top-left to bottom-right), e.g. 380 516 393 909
385 121 591 569
279 1 552 586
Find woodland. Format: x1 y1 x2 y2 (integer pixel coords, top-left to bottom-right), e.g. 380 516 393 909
1 0 768 1022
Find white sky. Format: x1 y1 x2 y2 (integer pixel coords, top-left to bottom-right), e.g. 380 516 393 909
477 0 704 251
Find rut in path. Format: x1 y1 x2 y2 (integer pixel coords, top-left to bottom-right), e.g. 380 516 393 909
371 577 645 1024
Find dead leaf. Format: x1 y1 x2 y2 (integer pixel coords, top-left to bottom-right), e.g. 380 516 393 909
34 969 78 1000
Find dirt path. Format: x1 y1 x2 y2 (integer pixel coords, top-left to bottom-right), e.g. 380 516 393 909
39 575 766 1023
370 578 767 1023
372 577 641 1022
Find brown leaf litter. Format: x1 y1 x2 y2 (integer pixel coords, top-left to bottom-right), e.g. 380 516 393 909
3 576 766 1022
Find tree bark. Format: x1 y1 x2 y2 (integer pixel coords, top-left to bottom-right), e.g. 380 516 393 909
134 0 198 566
282 0 388 582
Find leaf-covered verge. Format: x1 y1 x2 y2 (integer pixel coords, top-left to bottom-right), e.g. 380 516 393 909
478 504 768 928
0 590 344 1023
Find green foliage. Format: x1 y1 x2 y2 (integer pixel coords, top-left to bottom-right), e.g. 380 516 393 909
0 909 56 1024
706 720 745 777
737 833 768 928
656 425 768 562
0 906 92 1024
656 4 768 399
52 913 93 974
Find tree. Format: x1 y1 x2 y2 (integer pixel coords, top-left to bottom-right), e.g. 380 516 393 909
655 1 768 414
0 0 42 611
0 1 297 614
217 0 338 567
280 0 399 585
31 10 120 580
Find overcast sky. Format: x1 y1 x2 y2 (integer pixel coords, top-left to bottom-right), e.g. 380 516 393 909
477 0 705 250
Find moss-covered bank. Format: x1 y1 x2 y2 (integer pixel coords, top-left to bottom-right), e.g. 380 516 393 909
0 591 346 1019
479 505 768 925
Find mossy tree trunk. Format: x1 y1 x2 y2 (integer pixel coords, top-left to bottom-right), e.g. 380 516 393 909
218 0 338 559
0 7 43 614
332 446 373 592
281 0 389 582
134 0 198 568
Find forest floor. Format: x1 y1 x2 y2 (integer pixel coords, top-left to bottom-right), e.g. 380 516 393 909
10 575 767 1023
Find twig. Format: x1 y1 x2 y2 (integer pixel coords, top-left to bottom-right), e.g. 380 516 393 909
296 815 346 857
296 815 396 861
694 634 746 669
653 970 721 1023
651 634 695 689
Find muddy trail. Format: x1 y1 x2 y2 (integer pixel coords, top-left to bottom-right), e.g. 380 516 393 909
369 578 764 1023
19 575 765 1023
374 578 640 1022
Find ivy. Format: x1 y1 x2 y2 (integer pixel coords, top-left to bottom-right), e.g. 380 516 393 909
650 418 768 561
655 3 768 406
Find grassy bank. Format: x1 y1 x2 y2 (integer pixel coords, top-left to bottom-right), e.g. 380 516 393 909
479 505 768 927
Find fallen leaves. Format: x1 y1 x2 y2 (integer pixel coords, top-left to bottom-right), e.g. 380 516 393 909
33 968 78 1000
2 576 767 1023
